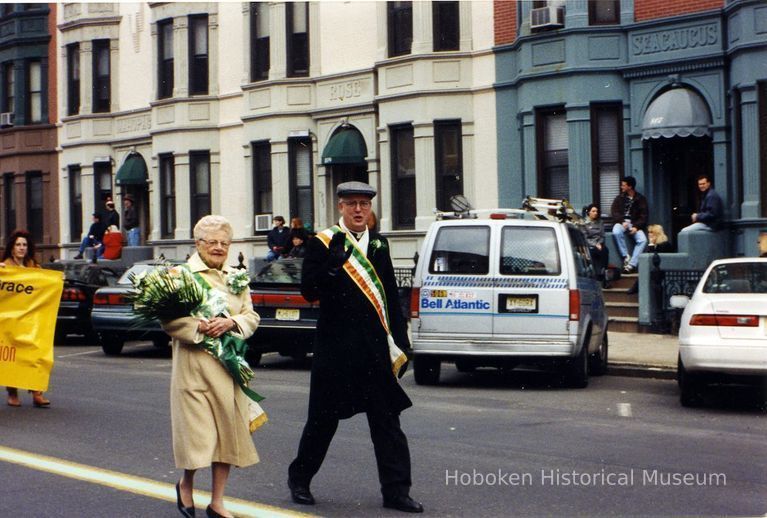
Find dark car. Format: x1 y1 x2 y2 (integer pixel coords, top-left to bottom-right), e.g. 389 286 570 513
91 260 183 356
248 258 319 366
43 260 127 343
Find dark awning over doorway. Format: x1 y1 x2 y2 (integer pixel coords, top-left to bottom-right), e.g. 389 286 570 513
115 153 148 185
321 128 367 165
642 88 711 140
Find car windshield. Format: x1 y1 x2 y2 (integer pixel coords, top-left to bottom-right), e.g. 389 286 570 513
702 262 767 294
254 259 303 285
44 262 123 286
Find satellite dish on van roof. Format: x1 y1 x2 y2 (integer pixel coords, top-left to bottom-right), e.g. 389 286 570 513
450 194 472 213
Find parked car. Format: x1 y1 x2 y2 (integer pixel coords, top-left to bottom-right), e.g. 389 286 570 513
410 203 608 387
91 260 183 356
43 260 126 343
247 258 319 366
674 257 767 406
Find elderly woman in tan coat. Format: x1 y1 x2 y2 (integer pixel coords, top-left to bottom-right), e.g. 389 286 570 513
162 215 260 518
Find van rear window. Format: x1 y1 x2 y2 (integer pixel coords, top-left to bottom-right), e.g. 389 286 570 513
429 226 490 275
500 227 560 275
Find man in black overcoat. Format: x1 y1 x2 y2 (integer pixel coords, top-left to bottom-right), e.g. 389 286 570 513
287 181 423 513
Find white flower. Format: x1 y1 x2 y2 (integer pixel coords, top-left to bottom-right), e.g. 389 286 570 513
226 269 251 295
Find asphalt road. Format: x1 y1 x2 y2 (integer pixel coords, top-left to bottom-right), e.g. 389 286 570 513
1 340 765 517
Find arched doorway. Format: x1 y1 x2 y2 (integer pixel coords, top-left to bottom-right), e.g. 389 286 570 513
642 87 713 239
115 151 149 245
321 125 368 221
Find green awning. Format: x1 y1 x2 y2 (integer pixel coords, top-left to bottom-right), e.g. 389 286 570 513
115 154 148 185
321 129 367 165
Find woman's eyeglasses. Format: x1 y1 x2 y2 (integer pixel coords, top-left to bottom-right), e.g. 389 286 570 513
199 239 231 248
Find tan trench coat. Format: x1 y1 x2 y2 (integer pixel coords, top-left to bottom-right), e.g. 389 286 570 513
162 253 260 470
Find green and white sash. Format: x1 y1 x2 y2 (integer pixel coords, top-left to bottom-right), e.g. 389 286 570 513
317 226 408 378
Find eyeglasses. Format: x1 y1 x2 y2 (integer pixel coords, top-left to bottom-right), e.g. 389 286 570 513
198 239 231 248
341 200 372 209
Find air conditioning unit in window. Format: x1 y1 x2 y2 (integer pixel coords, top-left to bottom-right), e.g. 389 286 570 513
0 112 14 128
254 213 273 232
531 5 565 29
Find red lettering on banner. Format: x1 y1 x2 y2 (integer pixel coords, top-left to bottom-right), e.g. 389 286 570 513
0 345 16 363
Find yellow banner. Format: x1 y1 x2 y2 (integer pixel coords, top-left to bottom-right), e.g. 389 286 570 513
0 267 64 392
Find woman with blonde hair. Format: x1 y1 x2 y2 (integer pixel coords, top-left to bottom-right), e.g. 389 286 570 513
627 224 673 294
162 215 261 518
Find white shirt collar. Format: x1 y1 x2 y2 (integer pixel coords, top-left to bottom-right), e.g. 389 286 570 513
338 219 369 256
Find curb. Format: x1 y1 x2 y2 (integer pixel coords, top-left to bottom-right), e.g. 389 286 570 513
607 362 676 380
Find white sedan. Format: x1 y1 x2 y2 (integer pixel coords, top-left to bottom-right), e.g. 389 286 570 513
673 258 767 407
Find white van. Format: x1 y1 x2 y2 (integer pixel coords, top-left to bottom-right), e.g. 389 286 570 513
409 209 608 387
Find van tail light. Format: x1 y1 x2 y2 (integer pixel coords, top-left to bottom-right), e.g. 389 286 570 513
410 288 420 319
569 289 580 321
689 314 758 327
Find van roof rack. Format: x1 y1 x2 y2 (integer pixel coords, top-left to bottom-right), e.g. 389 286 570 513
521 196 584 224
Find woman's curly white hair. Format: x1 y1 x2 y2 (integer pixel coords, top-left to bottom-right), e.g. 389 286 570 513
193 215 233 241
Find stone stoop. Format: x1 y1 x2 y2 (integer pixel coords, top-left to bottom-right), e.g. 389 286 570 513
603 273 641 333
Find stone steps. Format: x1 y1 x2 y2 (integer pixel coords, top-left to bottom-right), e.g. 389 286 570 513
604 273 639 333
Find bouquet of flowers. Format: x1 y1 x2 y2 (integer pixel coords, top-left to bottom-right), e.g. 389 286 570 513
128 264 266 430
129 265 206 324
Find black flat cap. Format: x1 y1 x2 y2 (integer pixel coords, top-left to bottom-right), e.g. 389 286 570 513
336 181 376 199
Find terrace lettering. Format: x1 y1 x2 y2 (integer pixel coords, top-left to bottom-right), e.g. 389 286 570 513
0 280 35 295
631 24 718 56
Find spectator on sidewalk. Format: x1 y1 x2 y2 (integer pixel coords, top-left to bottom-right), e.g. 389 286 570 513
626 224 673 295
266 216 290 262
101 225 123 260
74 213 106 260
582 203 610 289
680 174 724 233
123 195 140 246
610 176 649 274
104 198 120 229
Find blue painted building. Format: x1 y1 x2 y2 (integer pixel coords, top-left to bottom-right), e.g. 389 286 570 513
494 0 766 327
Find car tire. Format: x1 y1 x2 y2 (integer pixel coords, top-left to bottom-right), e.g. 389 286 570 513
100 333 125 356
246 350 262 368
678 355 704 407
565 340 589 388
414 355 441 385
455 359 476 373
589 331 608 376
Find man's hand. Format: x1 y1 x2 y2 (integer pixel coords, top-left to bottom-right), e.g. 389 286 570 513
328 232 353 270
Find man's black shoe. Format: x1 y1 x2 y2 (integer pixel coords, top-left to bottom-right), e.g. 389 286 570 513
288 479 315 505
383 495 424 513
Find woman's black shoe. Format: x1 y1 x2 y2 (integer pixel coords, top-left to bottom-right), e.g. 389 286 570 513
176 482 195 517
206 505 230 518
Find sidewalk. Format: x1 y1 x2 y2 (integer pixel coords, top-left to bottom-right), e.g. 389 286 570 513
608 331 679 379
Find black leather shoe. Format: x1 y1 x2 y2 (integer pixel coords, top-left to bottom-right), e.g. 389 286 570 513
383 495 424 513
205 505 231 518
175 482 195 517
288 479 315 505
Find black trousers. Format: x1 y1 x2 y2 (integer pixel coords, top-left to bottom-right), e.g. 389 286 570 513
288 410 413 499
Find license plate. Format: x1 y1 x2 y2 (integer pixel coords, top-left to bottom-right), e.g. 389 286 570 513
506 296 537 313
276 308 300 321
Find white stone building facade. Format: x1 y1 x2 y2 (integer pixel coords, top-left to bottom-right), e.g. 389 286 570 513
57 1 497 264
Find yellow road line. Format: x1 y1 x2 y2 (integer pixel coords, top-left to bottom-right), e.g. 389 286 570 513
0 445 313 518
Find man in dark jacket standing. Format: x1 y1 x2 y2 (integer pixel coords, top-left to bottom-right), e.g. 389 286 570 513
680 174 724 233
610 176 649 274
288 181 423 513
